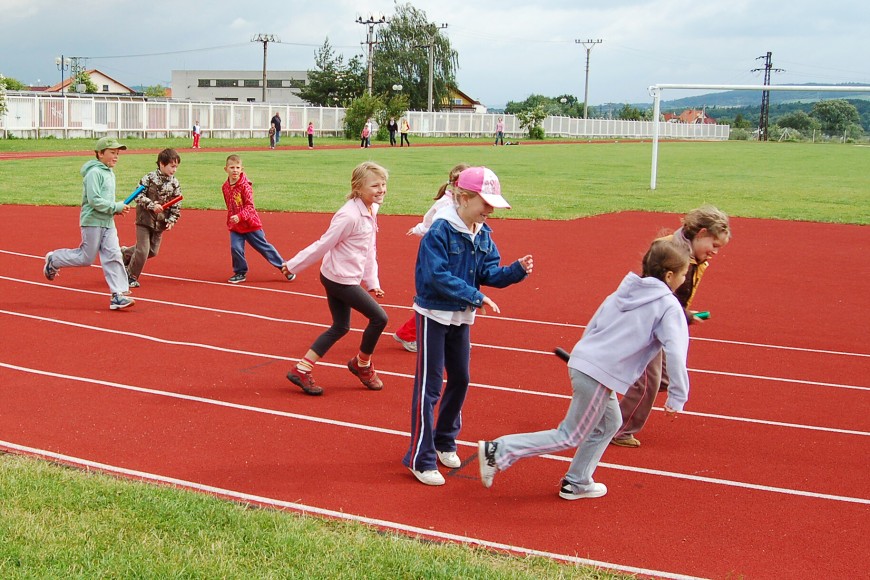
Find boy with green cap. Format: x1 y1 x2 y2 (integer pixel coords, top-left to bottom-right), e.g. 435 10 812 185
43 136 135 310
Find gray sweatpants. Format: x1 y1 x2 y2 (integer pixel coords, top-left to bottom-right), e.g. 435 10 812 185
50 226 129 295
493 368 621 489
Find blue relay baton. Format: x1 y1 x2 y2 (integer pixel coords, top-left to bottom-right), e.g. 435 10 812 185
124 184 146 204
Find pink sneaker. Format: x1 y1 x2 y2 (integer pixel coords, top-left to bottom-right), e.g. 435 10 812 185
347 358 383 390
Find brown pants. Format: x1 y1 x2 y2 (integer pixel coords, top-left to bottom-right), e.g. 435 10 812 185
123 224 164 280
613 349 669 439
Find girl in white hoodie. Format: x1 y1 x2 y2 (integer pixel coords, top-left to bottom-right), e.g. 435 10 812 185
478 238 691 500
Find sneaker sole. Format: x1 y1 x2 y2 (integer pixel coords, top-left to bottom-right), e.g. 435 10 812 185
287 372 323 396
610 437 641 448
392 334 417 352
408 468 445 486
559 487 608 500
228 278 246 284
110 301 135 310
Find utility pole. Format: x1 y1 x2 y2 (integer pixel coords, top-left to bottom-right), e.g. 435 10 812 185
575 39 602 119
751 52 785 141
69 57 87 92
357 14 388 95
426 23 448 112
251 34 279 102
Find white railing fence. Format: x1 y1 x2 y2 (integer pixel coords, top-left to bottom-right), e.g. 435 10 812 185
1 92 729 141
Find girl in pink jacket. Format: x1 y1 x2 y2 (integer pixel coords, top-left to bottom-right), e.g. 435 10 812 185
282 162 389 396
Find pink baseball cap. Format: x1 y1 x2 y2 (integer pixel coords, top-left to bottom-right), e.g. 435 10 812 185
456 166 511 209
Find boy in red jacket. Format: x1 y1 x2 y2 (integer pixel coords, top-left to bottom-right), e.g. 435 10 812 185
222 154 294 284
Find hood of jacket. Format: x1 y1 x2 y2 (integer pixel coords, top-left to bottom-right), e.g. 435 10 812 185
81 159 109 177
613 272 674 312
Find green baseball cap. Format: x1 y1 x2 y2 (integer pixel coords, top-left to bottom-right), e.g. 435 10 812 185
94 137 127 151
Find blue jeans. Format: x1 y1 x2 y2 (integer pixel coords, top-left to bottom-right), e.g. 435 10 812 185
230 229 284 275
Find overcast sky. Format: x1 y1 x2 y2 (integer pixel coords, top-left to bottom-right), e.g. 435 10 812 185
3 0 868 108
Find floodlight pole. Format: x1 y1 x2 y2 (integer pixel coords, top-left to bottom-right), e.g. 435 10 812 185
575 39 602 118
55 55 71 96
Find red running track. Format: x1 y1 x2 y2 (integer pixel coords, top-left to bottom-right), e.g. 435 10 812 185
1 205 868 579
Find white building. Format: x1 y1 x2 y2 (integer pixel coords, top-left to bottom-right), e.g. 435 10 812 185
171 70 308 104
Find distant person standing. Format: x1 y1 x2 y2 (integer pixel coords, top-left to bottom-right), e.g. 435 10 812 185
494 117 504 146
307 121 315 149
271 112 282 145
387 117 399 146
268 123 276 149
192 120 201 149
400 117 411 147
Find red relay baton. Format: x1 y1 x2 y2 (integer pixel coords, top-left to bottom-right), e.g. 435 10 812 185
158 195 183 212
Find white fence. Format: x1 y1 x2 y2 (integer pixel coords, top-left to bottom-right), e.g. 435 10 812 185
1 92 729 141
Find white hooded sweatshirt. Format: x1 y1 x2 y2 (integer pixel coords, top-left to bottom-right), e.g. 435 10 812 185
568 272 691 411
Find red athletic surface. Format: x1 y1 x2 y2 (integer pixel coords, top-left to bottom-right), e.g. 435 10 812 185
1 205 868 579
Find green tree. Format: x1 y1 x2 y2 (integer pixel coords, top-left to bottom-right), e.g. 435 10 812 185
300 38 366 107
343 93 385 139
0 74 7 117
0 75 26 91
144 84 168 97
776 110 819 132
71 70 98 94
812 99 860 135
515 104 547 139
617 104 644 121
372 2 458 111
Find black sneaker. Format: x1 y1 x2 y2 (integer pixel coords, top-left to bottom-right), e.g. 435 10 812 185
559 478 608 500
228 274 246 284
478 440 499 488
128 276 140 289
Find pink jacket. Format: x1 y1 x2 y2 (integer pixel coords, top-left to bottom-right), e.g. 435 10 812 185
284 197 380 289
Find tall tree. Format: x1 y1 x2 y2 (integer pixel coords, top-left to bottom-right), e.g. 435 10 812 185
812 99 860 135
300 38 366 107
372 2 458 111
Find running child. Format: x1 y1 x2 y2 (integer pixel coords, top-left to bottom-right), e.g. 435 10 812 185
43 137 134 310
282 162 390 396
393 162 470 353
222 154 293 284
478 238 692 499
611 205 731 448
403 166 533 486
121 148 182 289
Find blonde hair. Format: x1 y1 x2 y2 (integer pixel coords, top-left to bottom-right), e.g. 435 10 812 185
642 239 691 282
434 162 470 200
347 161 389 199
225 154 242 165
682 205 731 242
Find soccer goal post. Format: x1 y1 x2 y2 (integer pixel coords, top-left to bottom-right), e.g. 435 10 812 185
648 83 870 190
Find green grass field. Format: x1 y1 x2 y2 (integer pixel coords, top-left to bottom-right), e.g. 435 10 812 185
1 137 867 577
1 137 868 224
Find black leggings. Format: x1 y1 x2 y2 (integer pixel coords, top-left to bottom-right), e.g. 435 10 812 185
311 273 388 357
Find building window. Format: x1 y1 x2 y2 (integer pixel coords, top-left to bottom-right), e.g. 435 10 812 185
243 80 261 87
102 85 110 92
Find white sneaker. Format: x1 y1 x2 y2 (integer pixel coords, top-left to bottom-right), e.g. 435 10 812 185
559 479 608 500
393 333 417 352
409 468 445 486
436 450 461 469
478 440 499 488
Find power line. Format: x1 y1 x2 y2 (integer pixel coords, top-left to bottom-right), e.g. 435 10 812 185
575 39 603 118
751 52 785 141
356 13 389 95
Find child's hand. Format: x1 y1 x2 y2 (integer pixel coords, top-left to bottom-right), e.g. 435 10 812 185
406 228 416 236
481 296 500 315
230 215 240 224
370 288 385 298
120 205 131 216
663 405 679 418
518 255 533 275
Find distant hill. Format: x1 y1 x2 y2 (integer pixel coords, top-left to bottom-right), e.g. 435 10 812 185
655 83 870 110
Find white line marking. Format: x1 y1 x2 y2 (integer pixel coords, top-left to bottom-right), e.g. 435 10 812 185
0 440 707 580
1 362 868 504
2 310 869 435
2 257 867 359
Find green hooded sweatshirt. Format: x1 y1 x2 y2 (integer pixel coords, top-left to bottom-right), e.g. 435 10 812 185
80 159 125 227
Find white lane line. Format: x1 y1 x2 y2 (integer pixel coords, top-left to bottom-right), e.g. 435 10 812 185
1 262 867 359
2 310 869 436
0 440 707 580
1 362 868 504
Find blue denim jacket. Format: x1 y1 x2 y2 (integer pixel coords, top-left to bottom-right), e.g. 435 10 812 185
413 218 527 311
